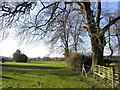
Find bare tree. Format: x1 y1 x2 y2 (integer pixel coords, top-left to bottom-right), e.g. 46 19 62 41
103 10 120 58
46 4 85 57
75 1 120 72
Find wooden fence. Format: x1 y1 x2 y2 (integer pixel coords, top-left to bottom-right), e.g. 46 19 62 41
94 65 119 88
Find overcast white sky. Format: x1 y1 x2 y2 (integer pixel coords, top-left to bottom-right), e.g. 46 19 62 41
0 1 119 58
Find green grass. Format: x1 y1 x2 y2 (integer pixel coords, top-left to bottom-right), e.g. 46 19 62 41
2 61 107 88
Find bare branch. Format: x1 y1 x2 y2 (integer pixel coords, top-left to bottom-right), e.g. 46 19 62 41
35 2 59 28
103 16 120 32
108 29 113 57
75 2 84 10
1 2 34 17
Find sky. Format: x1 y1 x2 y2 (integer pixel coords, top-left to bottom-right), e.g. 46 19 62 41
0 1 119 58
0 28 63 58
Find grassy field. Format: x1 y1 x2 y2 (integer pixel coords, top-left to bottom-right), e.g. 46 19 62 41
2 61 107 88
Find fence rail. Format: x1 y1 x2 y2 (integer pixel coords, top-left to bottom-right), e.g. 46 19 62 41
94 65 119 88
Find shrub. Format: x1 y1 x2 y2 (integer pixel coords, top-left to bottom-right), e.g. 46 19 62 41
13 49 28 62
66 52 92 73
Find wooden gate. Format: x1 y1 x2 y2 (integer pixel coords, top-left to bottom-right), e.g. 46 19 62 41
94 65 119 88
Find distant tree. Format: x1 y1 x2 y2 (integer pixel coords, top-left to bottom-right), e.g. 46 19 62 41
20 54 28 62
13 49 22 62
2 58 5 63
13 49 28 62
43 57 51 61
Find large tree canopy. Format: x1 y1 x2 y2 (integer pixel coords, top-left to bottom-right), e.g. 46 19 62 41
0 1 120 72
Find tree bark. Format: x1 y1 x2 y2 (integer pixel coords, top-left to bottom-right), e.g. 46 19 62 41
65 46 69 58
89 31 106 71
91 39 104 65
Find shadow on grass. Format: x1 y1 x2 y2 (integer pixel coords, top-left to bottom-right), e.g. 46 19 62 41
2 64 64 70
1 76 17 80
2 63 76 80
52 73 78 76
2 64 66 75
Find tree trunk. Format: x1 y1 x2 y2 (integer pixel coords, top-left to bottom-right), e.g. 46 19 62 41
64 41 69 58
91 41 104 65
74 42 77 53
89 32 106 72
65 48 69 58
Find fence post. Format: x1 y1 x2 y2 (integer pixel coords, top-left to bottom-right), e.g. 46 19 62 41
118 65 120 87
94 65 96 78
82 64 87 77
94 65 95 78
111 67 115 88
